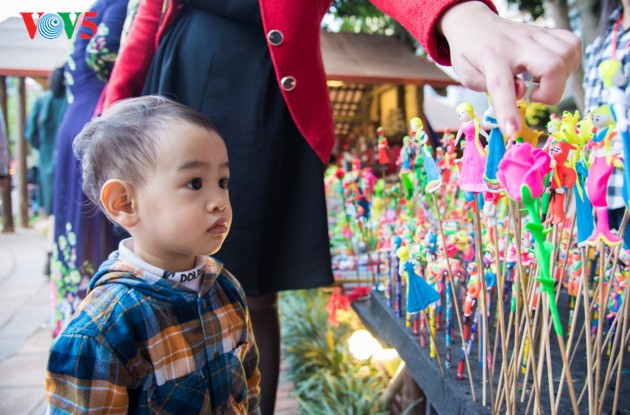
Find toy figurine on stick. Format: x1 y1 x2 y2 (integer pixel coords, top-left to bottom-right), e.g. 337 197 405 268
454 102 488 194
410 117 442 194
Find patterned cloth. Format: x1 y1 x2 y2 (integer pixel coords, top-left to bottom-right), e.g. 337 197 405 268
583 6 630 211
584 8 630 112
46 251 260 414
608 164 626 210
51 0 129 338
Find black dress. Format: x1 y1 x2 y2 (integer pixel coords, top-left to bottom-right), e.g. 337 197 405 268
142 0 333 296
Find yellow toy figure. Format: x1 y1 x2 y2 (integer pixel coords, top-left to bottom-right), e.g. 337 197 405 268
512 100 543 147
544 113 562 152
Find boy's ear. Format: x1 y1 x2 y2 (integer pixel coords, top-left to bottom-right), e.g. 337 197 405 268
100 179 138 228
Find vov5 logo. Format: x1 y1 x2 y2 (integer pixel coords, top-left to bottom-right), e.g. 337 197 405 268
20 12 98 40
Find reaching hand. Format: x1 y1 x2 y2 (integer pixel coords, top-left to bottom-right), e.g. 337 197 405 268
439 2 581 137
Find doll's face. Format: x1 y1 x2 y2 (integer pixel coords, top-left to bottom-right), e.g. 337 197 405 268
592 113 610 128
457 110 471 122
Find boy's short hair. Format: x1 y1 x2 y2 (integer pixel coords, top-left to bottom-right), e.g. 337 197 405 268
73 96 219 211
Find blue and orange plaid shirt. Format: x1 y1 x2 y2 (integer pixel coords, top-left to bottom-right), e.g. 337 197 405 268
45 251 260 414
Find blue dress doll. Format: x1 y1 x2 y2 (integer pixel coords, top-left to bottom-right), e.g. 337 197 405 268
410 117 442 193
482 104 506 193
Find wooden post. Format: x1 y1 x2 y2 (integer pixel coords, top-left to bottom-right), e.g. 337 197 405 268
397 84 407 130
0 76 14 232
17 77 29 227
414 86 434 148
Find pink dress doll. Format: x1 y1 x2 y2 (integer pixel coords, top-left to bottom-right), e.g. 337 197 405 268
454 102 488 193
586 104 624 246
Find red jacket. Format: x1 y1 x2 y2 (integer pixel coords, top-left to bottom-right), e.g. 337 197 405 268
105 0 496 163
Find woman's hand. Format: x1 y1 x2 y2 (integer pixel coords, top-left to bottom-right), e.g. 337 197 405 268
439 2 581 137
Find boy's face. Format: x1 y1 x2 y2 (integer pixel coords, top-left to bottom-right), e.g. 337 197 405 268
131 122 231 272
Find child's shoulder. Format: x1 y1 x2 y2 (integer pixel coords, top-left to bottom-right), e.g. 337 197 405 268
58 271 147 339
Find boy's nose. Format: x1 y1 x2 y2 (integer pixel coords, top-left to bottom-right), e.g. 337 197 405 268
207 196 229 213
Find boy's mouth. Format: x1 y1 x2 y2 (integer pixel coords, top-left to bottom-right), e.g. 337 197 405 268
208 219 228 235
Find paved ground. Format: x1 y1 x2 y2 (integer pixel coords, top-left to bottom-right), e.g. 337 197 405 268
0 223 298 415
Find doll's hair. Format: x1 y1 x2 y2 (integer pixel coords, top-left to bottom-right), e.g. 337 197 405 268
73 95 219 211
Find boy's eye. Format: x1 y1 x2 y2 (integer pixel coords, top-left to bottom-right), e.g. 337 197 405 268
219 178 229 189
187 178 203 190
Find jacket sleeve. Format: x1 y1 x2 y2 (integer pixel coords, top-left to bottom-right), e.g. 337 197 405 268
368 0 497 66
46 333 132 414
103 0 164 108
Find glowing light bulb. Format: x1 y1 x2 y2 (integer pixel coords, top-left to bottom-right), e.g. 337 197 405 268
348 329 383 360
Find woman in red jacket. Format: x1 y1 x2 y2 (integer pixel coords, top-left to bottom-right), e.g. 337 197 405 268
104 1 580 412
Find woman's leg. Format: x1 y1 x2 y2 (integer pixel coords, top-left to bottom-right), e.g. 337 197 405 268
247 292 280 415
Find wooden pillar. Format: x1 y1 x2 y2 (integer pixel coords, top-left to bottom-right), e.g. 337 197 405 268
0 76 14 232
397 85 407 128
415 85 434 147
17 77 29 227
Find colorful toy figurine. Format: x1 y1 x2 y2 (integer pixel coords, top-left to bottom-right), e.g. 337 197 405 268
410 117 442 193
545 140 577 225
458 262 481 380
586 105 624 246
440 131 457 184
397 246 440 315
377 127 390 166
574 114 596 246
512 100 543 147
599 59 630 208
544 114 562 152
454 102 488 193
482 102 506 193
482 102 506 225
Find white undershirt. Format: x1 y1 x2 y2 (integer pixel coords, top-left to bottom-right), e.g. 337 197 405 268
118 238 205 292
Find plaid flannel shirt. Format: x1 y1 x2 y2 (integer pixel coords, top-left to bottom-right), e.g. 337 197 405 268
46 252 260 414
584 7 630 210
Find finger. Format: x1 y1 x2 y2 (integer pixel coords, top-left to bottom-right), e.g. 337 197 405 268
549 29 583 70
452 55 486 92
528 56 571 104
483 60 520 137
522 34 580 104
529 30 580 70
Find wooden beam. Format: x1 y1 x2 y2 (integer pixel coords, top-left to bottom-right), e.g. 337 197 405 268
325 74 457 88
17 77 28 227
0 69 54 78
0 76 14 232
